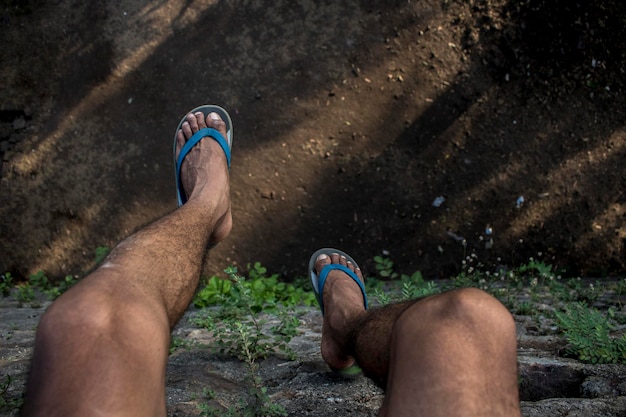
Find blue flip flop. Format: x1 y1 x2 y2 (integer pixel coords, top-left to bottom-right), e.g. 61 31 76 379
309 248 368 315
308 248 368 378
173 105 233 207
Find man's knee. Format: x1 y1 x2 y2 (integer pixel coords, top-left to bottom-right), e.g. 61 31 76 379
37 290 117 344
394 288 516 339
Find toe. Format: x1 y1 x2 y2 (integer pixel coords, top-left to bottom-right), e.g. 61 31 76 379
206 112 228 138
186 113 199 132
315 253 331 275
195 111 207 129
330 252 341 265
181 120 192 139
176 121 192 161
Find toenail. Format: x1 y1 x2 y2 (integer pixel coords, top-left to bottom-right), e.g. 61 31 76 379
208 112 220 120
317 254 329 261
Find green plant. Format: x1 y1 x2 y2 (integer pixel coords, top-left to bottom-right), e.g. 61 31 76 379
28 270 52 292
56 275 78 295
0 375 22 413
614 279 626 309
194 276 233 307
193 269 298 361
192 265 297 416
15 282 36 304
451 269 483 289
169 336 197 355
197 388 219 417
194 263 315 309
27 271 77 300
0 273 13 297
555 302 626 364
198 384 286 417
373 255 398 279
1 269 78 305
400 271 440 299
518 259 555 280
374 271 440 305
373 287 392 305
512 301 534 316
94 246 110 265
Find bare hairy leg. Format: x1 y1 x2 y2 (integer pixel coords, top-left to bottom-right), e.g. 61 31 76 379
22 109 232 417
314 253 521 417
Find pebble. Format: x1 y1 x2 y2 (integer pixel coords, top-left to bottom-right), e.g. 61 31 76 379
432 196 445 207
12 117 26 130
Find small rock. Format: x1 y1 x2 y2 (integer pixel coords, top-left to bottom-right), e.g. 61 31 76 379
13 117 25 130
581 376 616 398
260 190 275 199
432 196 445 207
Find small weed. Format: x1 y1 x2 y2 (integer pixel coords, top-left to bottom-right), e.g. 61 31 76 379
14 271 78 305
614 279 626 308
56 275 78 294
15 282 36 305
169 336 197 355
0 375 23 413
194 263 315 310
555 302 626 364
372 255 439 305
28 270 52 292
194 276 232 307
192 265 297 416
373 255 398 279
373 287 392 305
0 273 14 297
518 259 555 280
512 301 534 316
94 246 110 265
400 270 440 299
193 269 298 361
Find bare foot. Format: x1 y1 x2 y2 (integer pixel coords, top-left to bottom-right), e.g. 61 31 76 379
175 111 232 245
315 252 367 371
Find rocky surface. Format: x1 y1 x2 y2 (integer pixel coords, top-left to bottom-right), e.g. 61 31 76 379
2 297 626 416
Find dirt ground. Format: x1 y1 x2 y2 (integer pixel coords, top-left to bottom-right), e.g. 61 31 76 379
1 0 625 281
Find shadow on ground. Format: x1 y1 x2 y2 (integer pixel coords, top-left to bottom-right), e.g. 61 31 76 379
0 0 624 280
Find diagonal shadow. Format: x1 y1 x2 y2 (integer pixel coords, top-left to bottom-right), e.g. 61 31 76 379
0 0 624 281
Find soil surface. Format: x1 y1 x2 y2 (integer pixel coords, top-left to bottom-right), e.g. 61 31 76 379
1 0 625 281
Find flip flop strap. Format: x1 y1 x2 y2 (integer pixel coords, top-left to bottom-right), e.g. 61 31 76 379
175 128 231 206
317 264 368 315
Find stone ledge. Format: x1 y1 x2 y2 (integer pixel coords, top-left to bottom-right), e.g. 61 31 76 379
2 300 626 416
